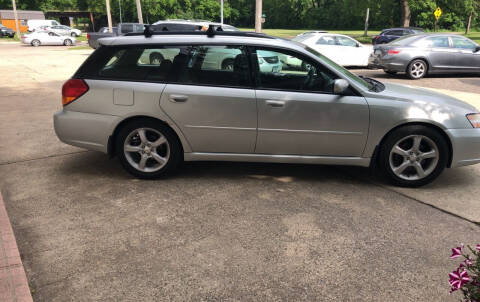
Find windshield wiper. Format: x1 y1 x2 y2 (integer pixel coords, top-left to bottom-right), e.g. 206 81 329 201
359 75 384 92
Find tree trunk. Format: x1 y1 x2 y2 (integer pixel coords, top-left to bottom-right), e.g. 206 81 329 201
466 10 473 34
400 0 410 27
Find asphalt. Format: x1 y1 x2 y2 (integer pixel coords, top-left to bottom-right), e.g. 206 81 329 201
0 43 479 301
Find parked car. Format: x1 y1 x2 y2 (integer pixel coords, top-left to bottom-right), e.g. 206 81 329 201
53 29 480 187
295 30 328 37
369 34 480 79
0 24 15 38
292 33 373 67
152 19 239 32
87 23 144 49
372 27 425 45
21 32 75 46
27 19 60 32
38 25 82 37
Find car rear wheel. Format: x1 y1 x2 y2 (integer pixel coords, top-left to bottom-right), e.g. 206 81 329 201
378 125 448 187
116 119 182 179
48 32 55 36
64 39 72 46
71 32 77 37
31 39 40 47
407 59 427 79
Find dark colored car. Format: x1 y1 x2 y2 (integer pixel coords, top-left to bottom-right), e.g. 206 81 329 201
0 24 15 38
87 23 144 49
372 27 425 45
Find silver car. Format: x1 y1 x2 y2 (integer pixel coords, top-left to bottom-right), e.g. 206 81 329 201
54 30 480 187
369 33 480 79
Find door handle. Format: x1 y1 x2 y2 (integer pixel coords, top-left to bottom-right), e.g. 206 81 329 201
169 95 188 103
265 100 285 108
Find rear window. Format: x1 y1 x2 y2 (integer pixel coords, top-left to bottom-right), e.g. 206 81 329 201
292 34 315 42
389 35 421 46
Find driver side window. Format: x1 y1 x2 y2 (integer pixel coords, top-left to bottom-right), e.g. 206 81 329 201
254 48 338 94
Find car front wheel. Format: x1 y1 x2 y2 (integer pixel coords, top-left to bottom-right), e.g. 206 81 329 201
378 125 448 187
71 32 77 37
31 39 40 47
64 39 72 46
116 119 182 179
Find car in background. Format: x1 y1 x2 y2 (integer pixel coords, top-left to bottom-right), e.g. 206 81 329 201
0 24 15 38
21 32 76 47
372 27 425 45
292 33 373 67
151 19 239 32
87 23 144 49
38 25 82 37
27 19 60 32
295 30 328 37
369 34 480 79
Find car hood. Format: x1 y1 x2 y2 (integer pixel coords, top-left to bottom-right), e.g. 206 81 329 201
377 82 478 113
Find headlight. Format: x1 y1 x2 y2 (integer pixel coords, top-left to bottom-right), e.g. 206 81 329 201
467 113 480 128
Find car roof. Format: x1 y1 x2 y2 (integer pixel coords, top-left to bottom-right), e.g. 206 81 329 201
99 32 307 53
382 27 424 31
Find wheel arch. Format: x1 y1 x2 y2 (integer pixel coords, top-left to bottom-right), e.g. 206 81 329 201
107 115 185 158
372 122 453 168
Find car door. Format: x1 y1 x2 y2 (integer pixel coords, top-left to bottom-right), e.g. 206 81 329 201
334 35 363 66
312 35 342 65
160 45 257 153
450 36 480 71
251 47 369 157
418 36 456 71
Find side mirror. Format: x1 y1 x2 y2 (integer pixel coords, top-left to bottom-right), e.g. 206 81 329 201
333 79 350 94
475 46 480 53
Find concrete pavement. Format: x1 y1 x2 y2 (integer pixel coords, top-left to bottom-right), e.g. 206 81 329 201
0 43 479 301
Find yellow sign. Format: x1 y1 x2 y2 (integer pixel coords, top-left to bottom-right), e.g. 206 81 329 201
434 7 442 20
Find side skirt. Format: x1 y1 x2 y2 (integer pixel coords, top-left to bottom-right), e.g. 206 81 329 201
184 152 371 167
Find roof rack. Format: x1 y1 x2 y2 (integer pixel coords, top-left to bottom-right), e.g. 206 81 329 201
128 24 274 39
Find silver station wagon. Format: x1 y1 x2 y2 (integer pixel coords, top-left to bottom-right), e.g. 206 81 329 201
54 28 480 187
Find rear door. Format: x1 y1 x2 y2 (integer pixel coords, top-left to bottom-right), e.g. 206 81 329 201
251 47 369 157
422 36 456 71
160 45 257 153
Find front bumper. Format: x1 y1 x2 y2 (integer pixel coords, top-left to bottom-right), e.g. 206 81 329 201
54 110 120 153
446 128 480 168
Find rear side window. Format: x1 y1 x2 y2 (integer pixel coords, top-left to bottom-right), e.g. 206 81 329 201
74 45 252 88
415 36 450 48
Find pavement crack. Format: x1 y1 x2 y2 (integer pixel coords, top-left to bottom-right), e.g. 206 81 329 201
0 150 90 166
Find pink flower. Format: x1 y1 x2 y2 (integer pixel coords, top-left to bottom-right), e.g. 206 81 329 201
449 269 470 291
459 257 473 268
450 244 464 259
476 244 480 251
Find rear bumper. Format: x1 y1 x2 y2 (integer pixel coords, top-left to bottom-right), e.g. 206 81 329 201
446 128 480 168
54 110 120 153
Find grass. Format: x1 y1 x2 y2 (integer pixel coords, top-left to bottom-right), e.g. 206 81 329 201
239 28 480 44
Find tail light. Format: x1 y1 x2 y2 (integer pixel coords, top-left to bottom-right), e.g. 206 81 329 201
87 33 90 40
21 35 26 39
62 79 89 106
373 35 379 40
388 50 401 55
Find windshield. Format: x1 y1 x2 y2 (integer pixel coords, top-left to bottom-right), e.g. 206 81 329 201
304 46 373 90
292 34 315 43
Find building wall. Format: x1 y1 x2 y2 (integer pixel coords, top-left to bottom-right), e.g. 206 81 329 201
1 19 28 32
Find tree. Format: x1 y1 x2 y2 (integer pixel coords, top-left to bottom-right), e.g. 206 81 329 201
400 0 411 27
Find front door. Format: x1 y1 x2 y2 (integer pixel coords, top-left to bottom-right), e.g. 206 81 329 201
421 36 457 71
160 45 257 153
450 36 480 72
251 47 369 157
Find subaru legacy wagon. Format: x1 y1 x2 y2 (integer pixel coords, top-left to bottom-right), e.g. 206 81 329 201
54 29 480 187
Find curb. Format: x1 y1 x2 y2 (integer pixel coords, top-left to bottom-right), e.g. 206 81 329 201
0 191 33 302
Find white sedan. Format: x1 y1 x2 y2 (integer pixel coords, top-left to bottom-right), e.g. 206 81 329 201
21 32 76 47
293 33 373 67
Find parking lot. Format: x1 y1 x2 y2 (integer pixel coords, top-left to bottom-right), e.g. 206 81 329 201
1 42 479 301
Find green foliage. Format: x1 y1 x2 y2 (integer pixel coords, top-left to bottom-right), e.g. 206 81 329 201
0 0 479 31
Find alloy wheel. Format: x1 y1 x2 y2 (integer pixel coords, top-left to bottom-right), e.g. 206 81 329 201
410 62 426 79
389 135 439 181
123 128 170 173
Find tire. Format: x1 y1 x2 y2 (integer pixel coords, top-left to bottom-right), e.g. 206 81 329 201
221 58 234 71
378 125 449 187
407 59 427 80
64 39 72 46
116 119 182 179
149 52 164 65
48 32 55 36
71 32 78 37
384 70 397 75
31 39 40 47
